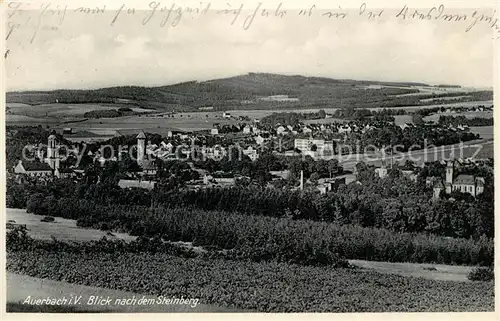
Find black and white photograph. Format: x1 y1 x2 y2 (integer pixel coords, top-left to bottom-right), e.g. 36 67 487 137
2 0 497 314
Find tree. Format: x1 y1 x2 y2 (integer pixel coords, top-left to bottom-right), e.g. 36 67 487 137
309 172 320 185
412 113 424 125
327 159 340 178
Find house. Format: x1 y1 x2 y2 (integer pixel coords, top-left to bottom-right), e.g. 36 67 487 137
317 177 346 193
276 126 287 135
426 176 440 187
243 146 259 161
284 150 301 157
399 123 412 130
55 167 76 179
140 159 158 176
398 164 417 182
160 141 174 151
222 112 232 119
255 135 265 145
203 145 226 160
251 126 261 134
63 128 73 135
270 170 290 180
118 179 156 190
243 125 252 134
302 126 313 134
338 125 352 134
433 181 444 200
337 173 356 185
451 175 485 196
374 165 388 179
317 184 329 194
13 160 53 177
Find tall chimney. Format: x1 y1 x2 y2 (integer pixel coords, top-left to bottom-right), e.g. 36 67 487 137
300 170 304 190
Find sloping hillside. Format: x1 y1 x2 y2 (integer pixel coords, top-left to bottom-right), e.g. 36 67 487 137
7 73 491 111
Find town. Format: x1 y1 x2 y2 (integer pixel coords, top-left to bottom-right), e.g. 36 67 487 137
4 0 497 312
10 102 492 199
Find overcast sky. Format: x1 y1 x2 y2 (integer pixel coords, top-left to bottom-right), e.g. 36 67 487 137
5 6 495 91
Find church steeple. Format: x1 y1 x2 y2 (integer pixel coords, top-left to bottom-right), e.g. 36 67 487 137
446 161 453 184
46 131 60 170
136 131 146 164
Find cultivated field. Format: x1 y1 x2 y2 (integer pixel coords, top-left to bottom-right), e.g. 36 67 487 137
6 103 152 119
7 250 493 312
6 99 493 133
5 208 482 283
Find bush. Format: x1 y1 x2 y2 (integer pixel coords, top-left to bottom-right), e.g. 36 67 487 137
41 216 55 223
467 267 494 281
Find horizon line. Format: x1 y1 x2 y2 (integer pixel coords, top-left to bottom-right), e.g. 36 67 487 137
6 72 494 93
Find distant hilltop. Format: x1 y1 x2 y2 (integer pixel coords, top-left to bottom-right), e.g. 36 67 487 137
6 73 492 112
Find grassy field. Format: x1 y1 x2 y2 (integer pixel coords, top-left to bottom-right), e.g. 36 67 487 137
6 103 152 119
7 208 136 242
470 126 494 140
5 95 493 133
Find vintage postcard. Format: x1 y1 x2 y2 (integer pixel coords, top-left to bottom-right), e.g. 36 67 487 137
1 0 497 316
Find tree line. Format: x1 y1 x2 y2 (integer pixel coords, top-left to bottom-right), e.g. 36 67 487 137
7 159 493 240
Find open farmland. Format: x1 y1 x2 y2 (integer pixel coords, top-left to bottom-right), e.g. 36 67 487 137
6 100 493 133
6 103 152 119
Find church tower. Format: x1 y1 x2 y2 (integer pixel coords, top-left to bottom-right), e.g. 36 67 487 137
46 133 60 170
445 161 453 194
136 131 146 164
445 161 453 184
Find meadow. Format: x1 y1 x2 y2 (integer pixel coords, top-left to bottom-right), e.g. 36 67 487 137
6 103 151 119
469 126 494 140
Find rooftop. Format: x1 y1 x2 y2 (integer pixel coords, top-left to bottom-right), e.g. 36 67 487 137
19 161 53 171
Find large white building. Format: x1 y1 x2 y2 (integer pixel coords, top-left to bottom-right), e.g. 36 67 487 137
294 138 334 158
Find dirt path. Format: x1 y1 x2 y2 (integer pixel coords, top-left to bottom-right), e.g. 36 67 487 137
348 259 473 282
